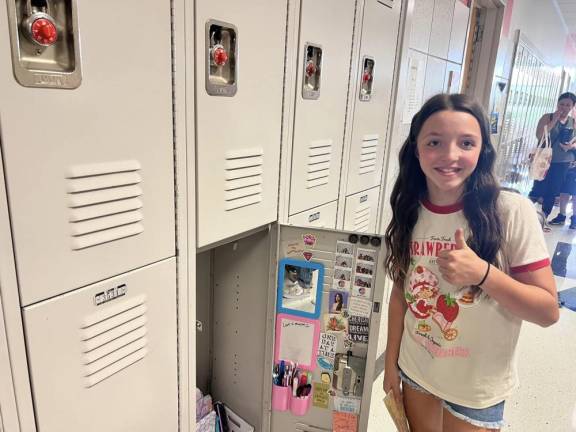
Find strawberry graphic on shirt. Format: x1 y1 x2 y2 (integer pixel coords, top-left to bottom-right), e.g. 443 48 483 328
406 265 439 319
433 293 460 340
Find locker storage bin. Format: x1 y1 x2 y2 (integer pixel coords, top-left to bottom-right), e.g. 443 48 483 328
22 259 178 432
288 201 338 229
346 0 401 195
343 187 381 233
0 0 175 306
196 229 274 431
288 0 356 215
195 0 287 248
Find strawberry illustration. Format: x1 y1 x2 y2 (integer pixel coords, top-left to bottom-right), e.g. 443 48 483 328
436 293 459 322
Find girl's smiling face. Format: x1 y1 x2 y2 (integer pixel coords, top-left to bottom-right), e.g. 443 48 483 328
416 110 483 205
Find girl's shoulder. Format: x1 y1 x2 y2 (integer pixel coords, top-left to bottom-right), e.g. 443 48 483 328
497 190 542 227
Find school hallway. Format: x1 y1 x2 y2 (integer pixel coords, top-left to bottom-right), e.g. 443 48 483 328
367 205 576 431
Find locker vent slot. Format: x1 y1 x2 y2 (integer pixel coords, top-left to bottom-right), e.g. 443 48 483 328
224 147 264 211
67 160 144 250
359 135 378 175
307 139 332 189
81 295 148 388
354 204 371 232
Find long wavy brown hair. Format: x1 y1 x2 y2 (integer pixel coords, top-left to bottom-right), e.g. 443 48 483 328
384 93 503 285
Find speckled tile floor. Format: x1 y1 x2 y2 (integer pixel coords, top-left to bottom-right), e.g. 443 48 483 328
367 208 576 431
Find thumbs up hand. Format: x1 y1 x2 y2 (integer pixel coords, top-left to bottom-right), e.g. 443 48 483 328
454 228 467 250
437 228 487 286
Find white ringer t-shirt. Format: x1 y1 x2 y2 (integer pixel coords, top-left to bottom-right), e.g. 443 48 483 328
398 191 550 409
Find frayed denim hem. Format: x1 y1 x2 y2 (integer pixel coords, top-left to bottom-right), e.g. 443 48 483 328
443 402 505 430
398 371 431 395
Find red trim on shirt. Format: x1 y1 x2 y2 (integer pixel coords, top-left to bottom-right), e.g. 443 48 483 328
421 198 463 214
510 258 550 274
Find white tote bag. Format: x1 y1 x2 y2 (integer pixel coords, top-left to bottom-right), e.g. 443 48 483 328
529 124 552 181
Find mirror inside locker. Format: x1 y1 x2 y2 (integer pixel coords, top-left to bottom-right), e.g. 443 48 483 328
302 43 322 100
6 0 81 88
206 20 237 96
359 56 374 101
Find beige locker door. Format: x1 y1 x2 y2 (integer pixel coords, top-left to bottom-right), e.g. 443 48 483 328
346 0 401 196
448 0 471 64
423 56 448 102
196 0 287 248
343 187 380 233
22 259 177 432
288 200 338 229
288 0 356 215
429 0 455 59
409 0 434 53
0 0 175 306
445 61 462 94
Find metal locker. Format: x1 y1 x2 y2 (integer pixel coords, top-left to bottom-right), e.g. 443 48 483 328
429 0 454 60
423 56 447 102
288 201 338 229
343 187 380 233
195 0 287 248
445 62 462 94
0 0 175 306
448 0 470 64
22 259 178 432
288 0 356 216
346 0 401 196
409 0 434 53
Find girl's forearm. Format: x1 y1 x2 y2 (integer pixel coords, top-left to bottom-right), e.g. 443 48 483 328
385 283 407 367
480 265 559 327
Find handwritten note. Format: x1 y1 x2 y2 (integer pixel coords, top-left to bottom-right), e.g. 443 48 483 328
282 240 305 259
333 412 358 432
278 319 315 365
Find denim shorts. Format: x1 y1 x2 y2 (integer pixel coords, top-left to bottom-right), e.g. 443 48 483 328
399 369 505 430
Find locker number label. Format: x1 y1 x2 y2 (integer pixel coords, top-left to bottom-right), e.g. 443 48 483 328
308 212 320 223
94 284 127 306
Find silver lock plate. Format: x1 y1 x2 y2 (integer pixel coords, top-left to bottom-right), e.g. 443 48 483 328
6 0 82 89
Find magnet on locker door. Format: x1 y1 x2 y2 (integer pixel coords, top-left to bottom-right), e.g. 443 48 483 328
302 43 323 100
205 19 237 96
359 56 375 102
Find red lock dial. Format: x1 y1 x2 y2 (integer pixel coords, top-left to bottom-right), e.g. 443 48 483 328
305 61 317 78
31 17 57 46
212 45 228 67
362 71 372 83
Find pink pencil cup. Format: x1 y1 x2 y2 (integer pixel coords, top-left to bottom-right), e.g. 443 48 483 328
272 384 291 411
290 390 313 416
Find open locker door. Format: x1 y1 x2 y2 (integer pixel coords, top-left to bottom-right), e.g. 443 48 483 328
204 224 388 431
266 225 389 432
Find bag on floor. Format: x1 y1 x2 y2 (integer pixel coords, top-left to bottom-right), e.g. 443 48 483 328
529 125 552 181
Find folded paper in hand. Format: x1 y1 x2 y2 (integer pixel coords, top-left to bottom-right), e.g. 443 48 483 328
383 390 410 432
